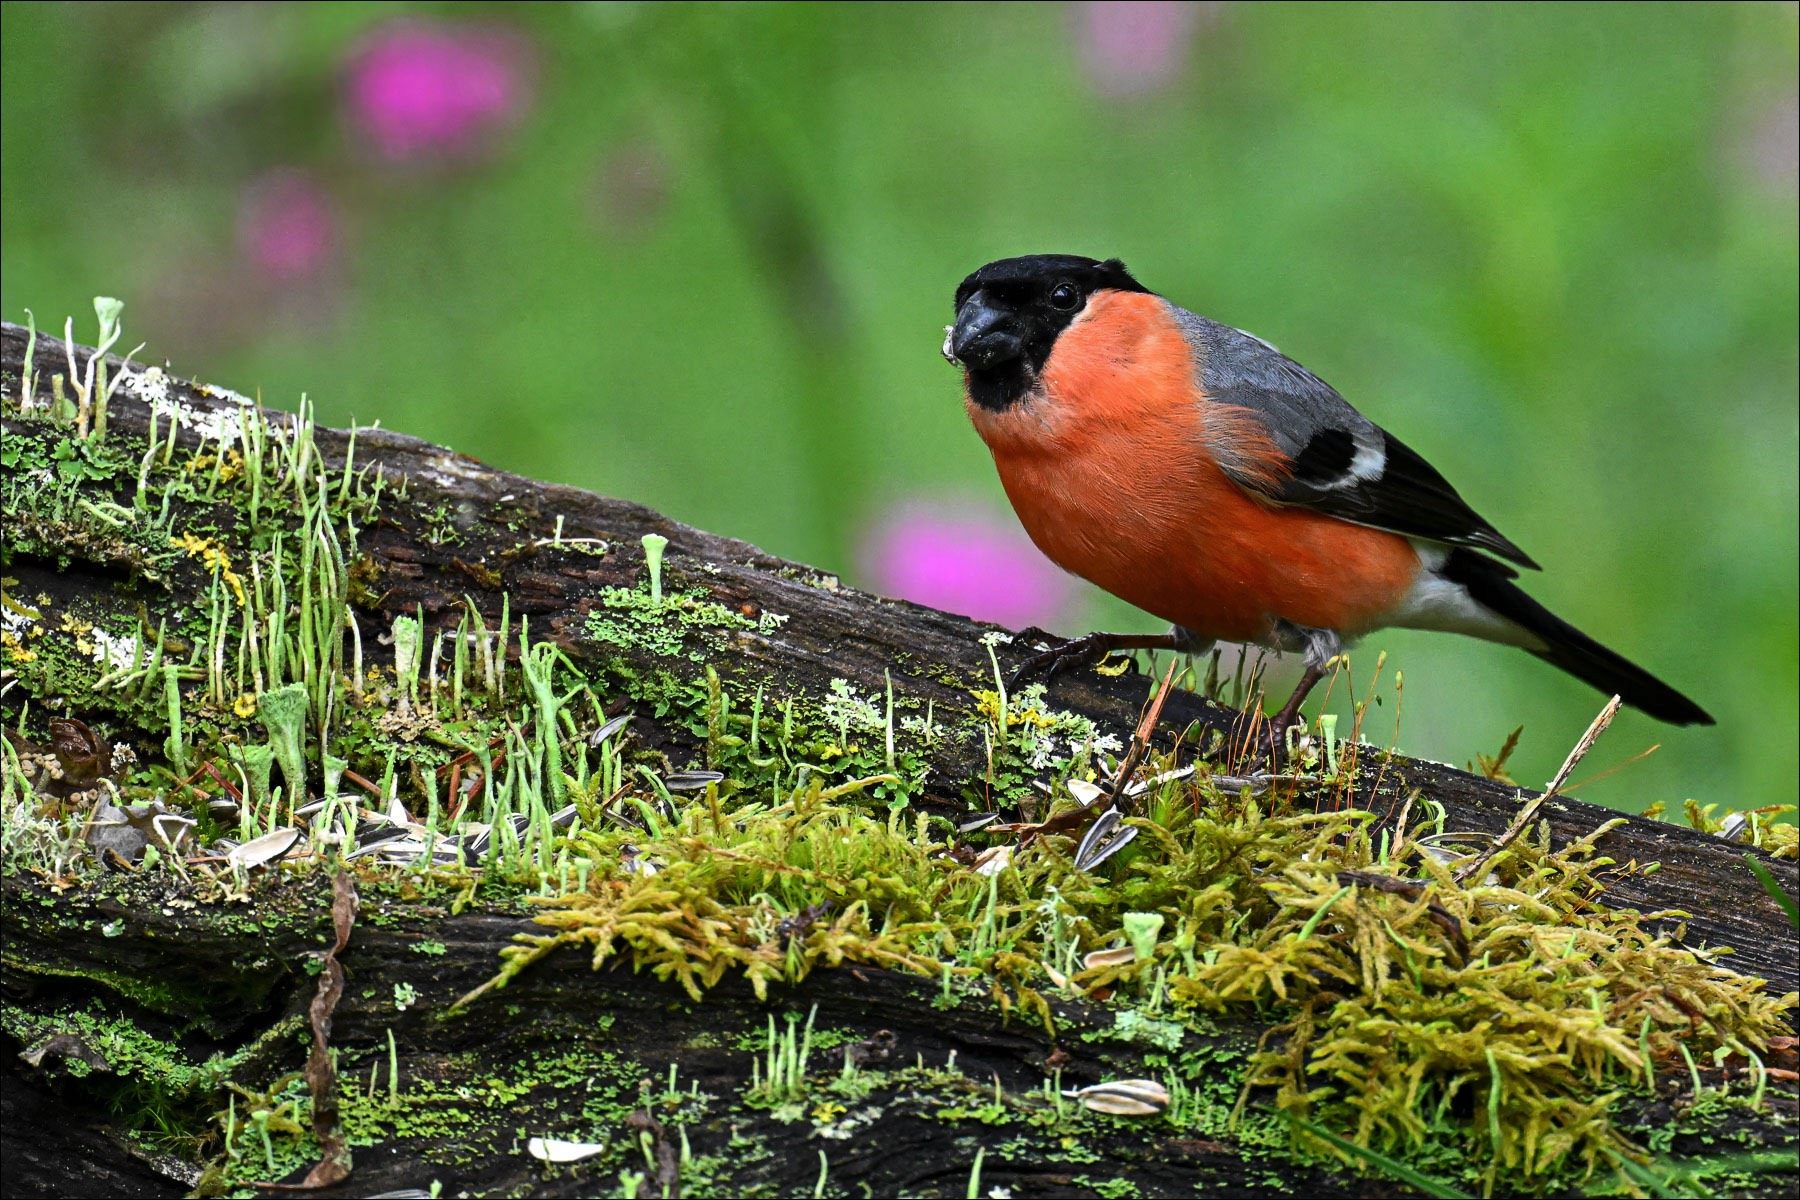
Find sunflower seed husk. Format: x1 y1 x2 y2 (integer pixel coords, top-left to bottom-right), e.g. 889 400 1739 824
226 827 304 869
1081 946 1137 970
526 1136 608 1163
1066 779 1105 808
663 770 724 791
1074 809 1136 871
587 713 633 748
1064 1079 1169 1116
1123 765 1197 797
972 845 1012 877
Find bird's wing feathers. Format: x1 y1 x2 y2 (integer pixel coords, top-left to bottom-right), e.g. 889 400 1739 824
1173 309 1539 570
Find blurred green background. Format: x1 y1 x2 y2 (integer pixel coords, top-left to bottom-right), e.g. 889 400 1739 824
3 2 1794 814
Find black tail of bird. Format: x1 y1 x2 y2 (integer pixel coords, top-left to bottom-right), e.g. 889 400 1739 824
1442 550 1714 726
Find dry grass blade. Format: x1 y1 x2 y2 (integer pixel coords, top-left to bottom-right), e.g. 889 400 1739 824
1104 658 1181 811
1544 696 1623 796
1454 696 1620 885
259 868 359 1190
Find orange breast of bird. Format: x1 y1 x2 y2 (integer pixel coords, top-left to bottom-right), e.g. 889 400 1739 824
966 291 1422 644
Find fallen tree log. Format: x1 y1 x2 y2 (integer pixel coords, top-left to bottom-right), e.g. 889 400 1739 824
2 319 1795 1199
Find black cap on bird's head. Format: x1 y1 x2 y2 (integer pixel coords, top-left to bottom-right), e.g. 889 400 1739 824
945 255 1149 411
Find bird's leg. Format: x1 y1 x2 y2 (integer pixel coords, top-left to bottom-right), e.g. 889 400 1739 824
1265 661 1326 756
1009 631 1185 688
1237 624 1343 765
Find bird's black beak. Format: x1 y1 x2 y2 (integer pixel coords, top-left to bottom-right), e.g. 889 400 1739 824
947 291 1022 369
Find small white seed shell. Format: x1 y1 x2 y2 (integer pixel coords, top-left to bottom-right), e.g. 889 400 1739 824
1065 1078 1170 1116
526 1136 608 1163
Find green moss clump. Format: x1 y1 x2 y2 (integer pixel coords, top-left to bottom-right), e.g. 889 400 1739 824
466 760 1795 1197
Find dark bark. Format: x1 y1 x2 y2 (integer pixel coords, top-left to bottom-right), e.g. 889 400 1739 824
6 869 1793 1200
2 321 1795 1198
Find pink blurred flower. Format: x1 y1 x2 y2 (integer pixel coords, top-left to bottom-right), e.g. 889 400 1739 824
343 21 532 162
860 502 1076 631
1069 1 1217 99
237 169 338 281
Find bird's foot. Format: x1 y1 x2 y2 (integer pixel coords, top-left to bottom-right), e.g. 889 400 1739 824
1008 631 1131 689
1219 659 1327 769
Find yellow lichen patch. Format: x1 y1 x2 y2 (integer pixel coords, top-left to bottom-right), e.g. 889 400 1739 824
184 446 244 483
171 532 247 607
2 630 36 663
973 689 1057 731
57 612 96 657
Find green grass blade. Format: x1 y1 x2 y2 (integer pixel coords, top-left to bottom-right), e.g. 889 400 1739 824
1283 1113 1471 1199
1743 854 1798 929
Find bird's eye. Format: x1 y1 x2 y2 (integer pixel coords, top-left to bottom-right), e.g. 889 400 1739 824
1049 283 1081 311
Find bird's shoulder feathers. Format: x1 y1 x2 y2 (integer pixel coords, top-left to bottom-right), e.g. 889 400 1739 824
1170 306 1538 570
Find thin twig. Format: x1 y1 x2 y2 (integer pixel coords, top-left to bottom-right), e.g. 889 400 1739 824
1454 696 1620 885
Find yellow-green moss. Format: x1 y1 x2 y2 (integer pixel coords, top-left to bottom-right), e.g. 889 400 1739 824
463 758 1795 1196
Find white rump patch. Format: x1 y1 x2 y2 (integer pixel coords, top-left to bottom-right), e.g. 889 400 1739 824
1392 542 1545 649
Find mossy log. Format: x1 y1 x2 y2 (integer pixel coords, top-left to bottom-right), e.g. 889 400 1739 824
2 320 1795 1199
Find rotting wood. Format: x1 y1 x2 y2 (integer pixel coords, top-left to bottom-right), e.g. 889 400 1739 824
2 321 1795 1198
3 321 1791 991
5 869 1794 1199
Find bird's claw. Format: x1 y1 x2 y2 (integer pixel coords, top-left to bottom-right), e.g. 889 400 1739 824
1008 632 1118 689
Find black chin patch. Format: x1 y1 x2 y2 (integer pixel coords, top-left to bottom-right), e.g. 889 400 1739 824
965 361 1034 412
953 255 1151 411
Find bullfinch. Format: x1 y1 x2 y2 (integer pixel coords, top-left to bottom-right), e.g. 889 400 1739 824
943 254 1711 741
